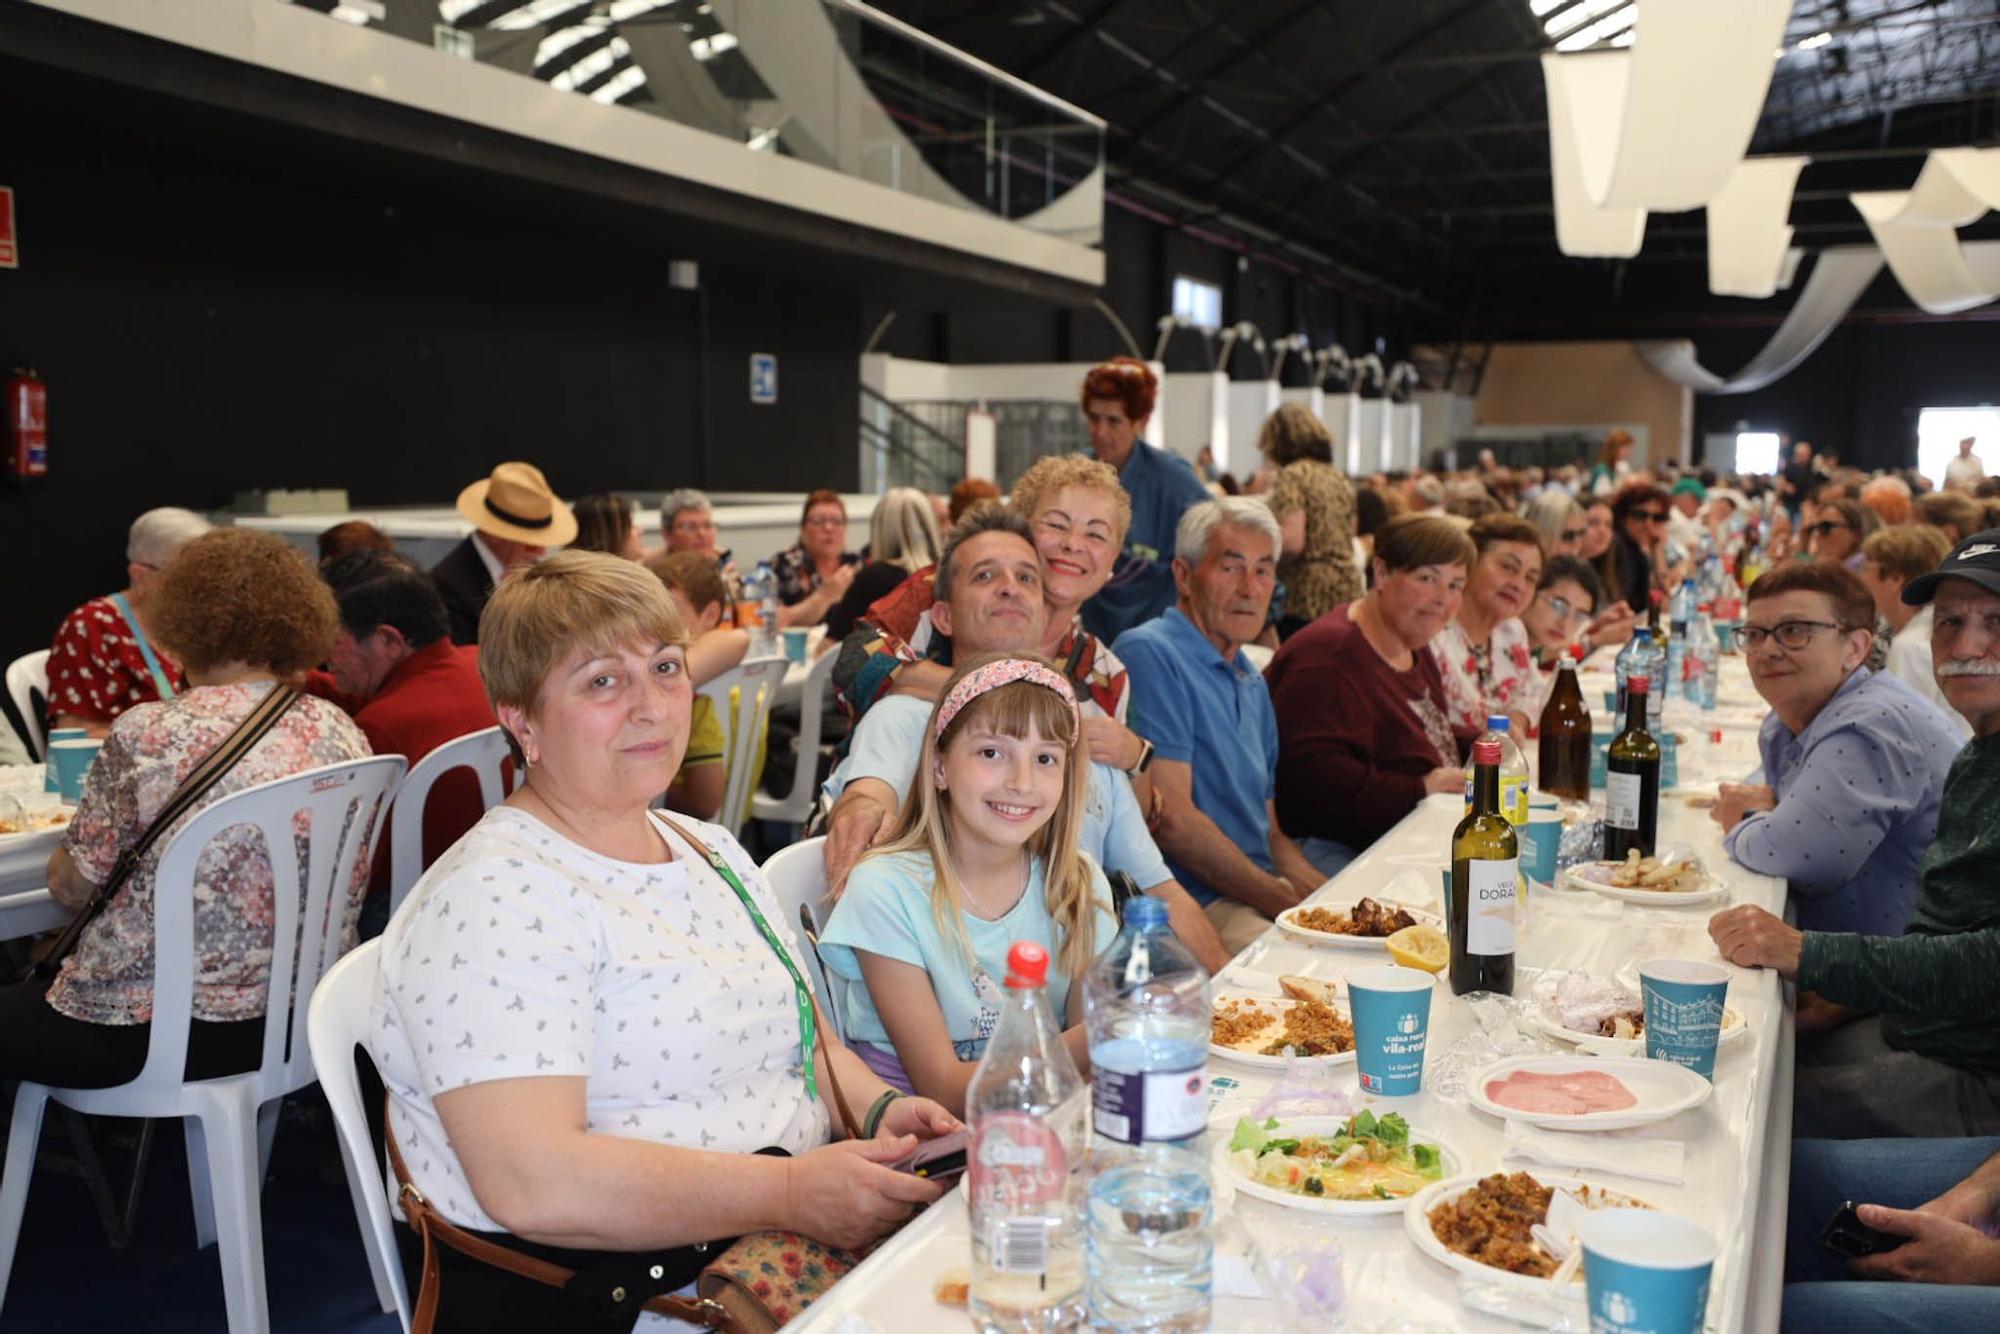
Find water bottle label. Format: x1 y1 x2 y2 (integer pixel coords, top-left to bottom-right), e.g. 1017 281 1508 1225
1465 858 1518 956
1091 1067 1206 1145
1606 772 1642 830
987 1217 1056 1275
971 1112 1067 1210
1501 775 1528 827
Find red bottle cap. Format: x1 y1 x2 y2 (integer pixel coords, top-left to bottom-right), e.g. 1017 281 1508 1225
1004 941 1050 989
1629 674 1651 692
1569 644 1586 661
1472 739 1502 766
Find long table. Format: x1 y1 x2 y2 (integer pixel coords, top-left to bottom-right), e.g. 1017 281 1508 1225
794 656 1793 1333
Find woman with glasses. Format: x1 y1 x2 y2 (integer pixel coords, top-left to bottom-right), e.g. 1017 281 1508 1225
772 488 862 628
1805 496 1879 571
1428 513 1546 741
1604 482 1676 619
1525 492 1588 559
824 487 943 642
1522 556 1607 668
1257 403 1363 639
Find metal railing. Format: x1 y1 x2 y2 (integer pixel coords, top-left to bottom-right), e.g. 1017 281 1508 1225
859 387 963 494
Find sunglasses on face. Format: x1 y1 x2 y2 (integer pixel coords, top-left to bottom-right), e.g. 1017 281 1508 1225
1738 619 1845 650
1632 510 1668 523
1806 520 1849 537
1560 528 1587 543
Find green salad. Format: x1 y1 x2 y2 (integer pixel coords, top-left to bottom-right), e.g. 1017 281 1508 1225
1226 1111 1445 1202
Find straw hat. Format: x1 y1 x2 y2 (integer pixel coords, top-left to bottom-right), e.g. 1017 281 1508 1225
456 462 578 547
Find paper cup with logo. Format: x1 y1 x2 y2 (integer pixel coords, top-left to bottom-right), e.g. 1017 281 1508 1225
1345 965 1433 1097
49 738 102 804
1580 1208 1716 1334
780 627 809 664
1521 809 1564 886
44 727 88 793
1640 958 1729 1081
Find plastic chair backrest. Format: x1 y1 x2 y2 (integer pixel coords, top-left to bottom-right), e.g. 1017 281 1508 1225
698 654 787 838
751 647 840 827
756 836 845 1042
387 726 515 913
305 938 410 1327
5 650 49 762
139 756 405 1102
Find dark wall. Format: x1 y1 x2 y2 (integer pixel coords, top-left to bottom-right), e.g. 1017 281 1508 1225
0 63 861 662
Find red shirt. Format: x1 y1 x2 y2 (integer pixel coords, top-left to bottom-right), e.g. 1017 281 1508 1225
46 595 184 725
1265 604 1461 851
313 640 501 895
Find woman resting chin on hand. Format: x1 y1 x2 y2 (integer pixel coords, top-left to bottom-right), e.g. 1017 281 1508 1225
372 552 955 1332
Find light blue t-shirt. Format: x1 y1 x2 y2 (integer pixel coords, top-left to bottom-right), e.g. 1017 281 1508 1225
823 694 1173 892
818 848 1116 1060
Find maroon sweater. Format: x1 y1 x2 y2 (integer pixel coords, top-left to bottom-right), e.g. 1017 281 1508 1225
1265 604 1462 851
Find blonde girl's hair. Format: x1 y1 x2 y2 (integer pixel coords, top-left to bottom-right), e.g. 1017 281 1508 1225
863 651 1106 981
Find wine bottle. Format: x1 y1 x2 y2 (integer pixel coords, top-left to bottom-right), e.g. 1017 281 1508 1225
1603 673 1661 861
1449 739 1518 996
1537 645 1593 801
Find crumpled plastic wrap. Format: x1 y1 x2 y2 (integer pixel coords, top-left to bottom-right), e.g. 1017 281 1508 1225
1249 1051 1357 1122
1428 991 1567 1103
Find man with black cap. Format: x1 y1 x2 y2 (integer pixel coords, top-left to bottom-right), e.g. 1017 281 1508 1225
1710 530 2000 1138
430 462 578 644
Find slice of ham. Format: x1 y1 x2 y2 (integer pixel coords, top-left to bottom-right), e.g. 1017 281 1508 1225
1485 1069 1639 1116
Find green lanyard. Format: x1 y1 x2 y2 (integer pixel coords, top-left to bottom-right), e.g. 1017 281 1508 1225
665 818 819 1102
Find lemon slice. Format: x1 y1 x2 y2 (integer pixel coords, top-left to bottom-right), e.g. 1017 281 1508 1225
1386 923 1448 974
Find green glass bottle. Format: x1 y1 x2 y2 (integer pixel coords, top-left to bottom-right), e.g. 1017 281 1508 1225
1449 739 1518 996
1603 673 1661 860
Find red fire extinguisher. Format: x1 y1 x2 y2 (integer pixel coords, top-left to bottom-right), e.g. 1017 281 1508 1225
6 366 47 479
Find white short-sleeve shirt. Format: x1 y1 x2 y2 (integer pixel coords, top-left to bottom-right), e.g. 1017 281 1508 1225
373 806 832 1234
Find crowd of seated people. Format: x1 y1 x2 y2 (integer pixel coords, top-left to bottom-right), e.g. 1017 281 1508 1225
19 398 2000 1328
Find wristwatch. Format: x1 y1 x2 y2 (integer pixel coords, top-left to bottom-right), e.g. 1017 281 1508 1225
1128 737 1155 776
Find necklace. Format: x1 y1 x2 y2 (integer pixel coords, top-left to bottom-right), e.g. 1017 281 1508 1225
957 851 1030 921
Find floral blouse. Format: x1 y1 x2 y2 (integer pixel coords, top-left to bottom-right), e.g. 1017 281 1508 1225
1267 460 1363 623
1427 617 1537 741
52 683 373 1026
46 595 185 726
770 543 860 606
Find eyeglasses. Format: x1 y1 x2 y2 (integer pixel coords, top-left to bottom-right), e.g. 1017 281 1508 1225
1806 520 1849 537
804 514 847 529
1737 619 1847 650
1538 590 1586 624
1560 528 1587 543
1631 509 1669 523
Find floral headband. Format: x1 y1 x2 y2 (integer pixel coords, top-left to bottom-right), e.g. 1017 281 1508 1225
933 658 1079 740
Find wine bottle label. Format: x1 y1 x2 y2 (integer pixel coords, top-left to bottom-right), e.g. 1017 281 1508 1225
1606 771 1642 829
1465 857 1518 956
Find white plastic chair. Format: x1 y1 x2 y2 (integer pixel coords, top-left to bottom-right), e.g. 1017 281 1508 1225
750 647 840 828
0 755 406 1334
758 836 847 1043
306 938 409 1331
699 654 788 839
386 725 516 914
5 649 49 762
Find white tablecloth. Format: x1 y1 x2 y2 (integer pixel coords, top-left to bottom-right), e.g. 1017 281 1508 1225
793 656 1792 1333
0 764 70 941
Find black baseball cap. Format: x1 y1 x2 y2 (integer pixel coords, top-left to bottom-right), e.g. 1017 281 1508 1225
1904 528 2000 605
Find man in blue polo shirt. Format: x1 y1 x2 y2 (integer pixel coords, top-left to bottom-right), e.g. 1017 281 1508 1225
1079 358 1214 643
1114 497 1324 953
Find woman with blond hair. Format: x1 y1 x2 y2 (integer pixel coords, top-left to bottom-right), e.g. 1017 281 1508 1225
1257 402 1362 638
825 486 944 641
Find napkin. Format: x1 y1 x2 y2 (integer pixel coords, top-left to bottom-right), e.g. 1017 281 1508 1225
1501 1120 1687 1186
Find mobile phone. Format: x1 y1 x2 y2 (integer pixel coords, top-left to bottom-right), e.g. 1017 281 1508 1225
1819 1202 1902 1259
891 1129 968 1182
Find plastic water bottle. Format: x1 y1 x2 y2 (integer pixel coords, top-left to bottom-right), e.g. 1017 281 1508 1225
967 941 1087 1334
1614 628 1652 718
1689 606 1720 710
1665 579 1696 700
1464 714 1529 829
1082 898 1211 1332
747 560 779 652
1640 627 1668 731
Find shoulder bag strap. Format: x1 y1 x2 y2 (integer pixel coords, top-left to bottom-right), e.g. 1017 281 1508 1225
109 592 178 702
383 1111 738 1333
654 815 860 1141
31 684 300 981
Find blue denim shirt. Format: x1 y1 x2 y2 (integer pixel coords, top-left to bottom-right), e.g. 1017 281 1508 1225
1082 443 1213 644
1726 667 1967 935
1114 608 1279 905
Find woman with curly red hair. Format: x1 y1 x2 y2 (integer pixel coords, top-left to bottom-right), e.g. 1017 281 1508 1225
1077 357 1211 641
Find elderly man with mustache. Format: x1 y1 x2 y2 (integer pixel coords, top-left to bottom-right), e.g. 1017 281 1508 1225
1712 531 2000 1139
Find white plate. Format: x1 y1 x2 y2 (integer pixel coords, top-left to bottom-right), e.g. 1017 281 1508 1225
1208 992 1356 1069
1404 1173 1656 1292
1557 860 1728 907
1212 1116 1462 1217
1531 998 1747 1058
1274 898 1443 950
1468 1055 1711 1131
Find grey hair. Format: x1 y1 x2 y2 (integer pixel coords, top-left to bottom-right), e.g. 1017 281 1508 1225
1174 497 1281 565
869 486 944 575
936 505 1034 596
659 489 712 524
127 507 213 568
1410 476 1444 508
1524 491 1585 550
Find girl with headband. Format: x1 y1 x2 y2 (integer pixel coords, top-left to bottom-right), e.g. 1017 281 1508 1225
818 653 1117 1114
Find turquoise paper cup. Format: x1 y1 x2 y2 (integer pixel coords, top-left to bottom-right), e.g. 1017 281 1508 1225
49 738 102 803
1580 1208 1716 1334
44 727 87 792
1589 729 1615 790
780 628 809 665
1521 810 1564 885
1640 958 1729 1081
1346 965 1434 1097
